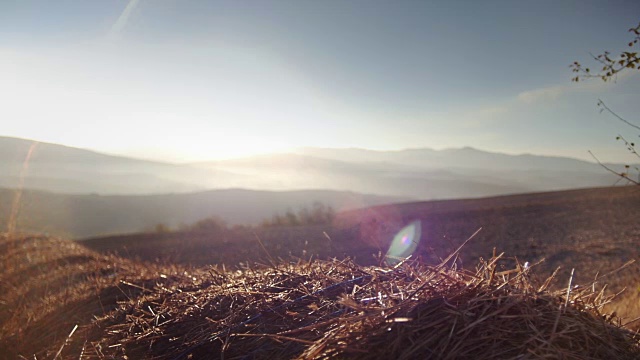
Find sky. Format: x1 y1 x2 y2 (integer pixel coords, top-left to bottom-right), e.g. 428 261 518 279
1 0 639 163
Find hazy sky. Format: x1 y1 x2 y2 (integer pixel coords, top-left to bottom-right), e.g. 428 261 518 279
1 1 639 162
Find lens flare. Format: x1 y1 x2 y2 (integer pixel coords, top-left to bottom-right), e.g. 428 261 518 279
385 220 421 266
8 141 38 238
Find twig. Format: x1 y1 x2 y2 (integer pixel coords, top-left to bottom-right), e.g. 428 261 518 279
53 324 78 359
588 151 639 185
438 227 483 269
564 268 575 313
616 134 640 160
599 99 640 131
253 232 278 269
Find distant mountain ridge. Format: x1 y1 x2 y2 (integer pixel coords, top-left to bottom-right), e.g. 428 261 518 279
1 136 635 200
198 146 632 199
0 136 247 194
296 146 612 172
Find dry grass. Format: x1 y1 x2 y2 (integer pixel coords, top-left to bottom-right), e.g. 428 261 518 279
79 186 640 331
0 233 188 359
2 233 639 359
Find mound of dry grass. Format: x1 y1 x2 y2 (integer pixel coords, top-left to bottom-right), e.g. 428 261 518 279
79 258 639 358
2 233 639 359
0 234 188 359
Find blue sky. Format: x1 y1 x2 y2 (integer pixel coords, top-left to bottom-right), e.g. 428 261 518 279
1 0 639 162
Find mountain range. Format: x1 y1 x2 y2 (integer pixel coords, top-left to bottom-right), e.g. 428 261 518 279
195 147 631 199
2 136 633 199
2 135 636 238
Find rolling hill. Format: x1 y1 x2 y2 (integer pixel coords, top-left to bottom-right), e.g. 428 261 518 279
0 187 405 238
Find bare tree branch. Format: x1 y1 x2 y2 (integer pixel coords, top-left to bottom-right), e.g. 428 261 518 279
588 151 639 185
616 134 640 160
598 99 640 131
572 22 640 185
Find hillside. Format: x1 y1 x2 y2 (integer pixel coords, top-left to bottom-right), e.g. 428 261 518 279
80 186 640 325
0 187 405 238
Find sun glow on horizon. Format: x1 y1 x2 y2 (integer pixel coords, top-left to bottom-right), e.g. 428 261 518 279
112 136 297 163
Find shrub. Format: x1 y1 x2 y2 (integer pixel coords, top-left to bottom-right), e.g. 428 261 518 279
261 202 335 228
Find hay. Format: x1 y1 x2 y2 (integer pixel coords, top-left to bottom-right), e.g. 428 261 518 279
2 234 639 359
0 234 187 359
77 255 639 359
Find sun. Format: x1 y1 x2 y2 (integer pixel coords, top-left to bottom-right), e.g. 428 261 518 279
200 137 295 161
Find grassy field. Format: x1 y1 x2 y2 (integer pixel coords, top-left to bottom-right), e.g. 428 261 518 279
1 186 639 358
